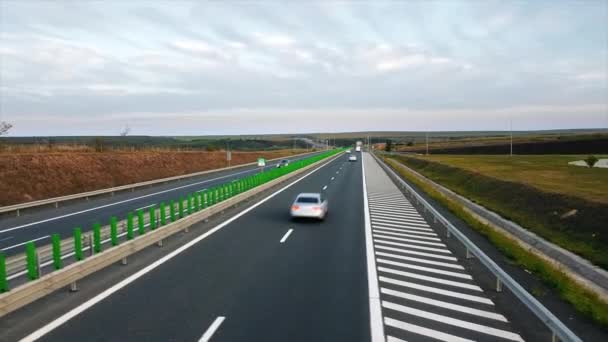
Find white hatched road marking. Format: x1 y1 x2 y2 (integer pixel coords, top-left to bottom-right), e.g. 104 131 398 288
373 234 446 248
373 236 451 253
383 301 524 341
377 258 472 279
379 267 483 291
381 288 507 322
374 240 457 261
380 276 494 305
375 250 464 270
372 218 430 228
369 205 419 213
386 335 408 342
385 317 474 342
371 212 427 222
372 229 440 241
371 226 438 236
371 221 432 231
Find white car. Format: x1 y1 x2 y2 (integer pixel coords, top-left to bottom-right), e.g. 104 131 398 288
349 155 358 162
290 193 328 220
346 149 352 154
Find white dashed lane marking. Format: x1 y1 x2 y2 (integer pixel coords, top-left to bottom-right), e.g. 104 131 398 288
362 153 524 342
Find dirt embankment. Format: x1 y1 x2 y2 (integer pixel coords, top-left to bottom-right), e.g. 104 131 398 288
0 150 299 206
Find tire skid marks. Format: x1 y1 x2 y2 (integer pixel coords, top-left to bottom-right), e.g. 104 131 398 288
363 153 524 342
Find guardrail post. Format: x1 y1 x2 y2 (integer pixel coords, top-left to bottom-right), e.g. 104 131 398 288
179 197 185 218
127 212 134 240
496 277 503 292
74 227 84 260
88 233 94 256
93 223 101 254
195 193 201 212
149 206 157 230
52 233 62 270
110 216 118 246
137 209 145 235
466 248 473 259
446 228 451 238
26 242 39 280
0 253 8 293
170 200 176 222
160 202 166 226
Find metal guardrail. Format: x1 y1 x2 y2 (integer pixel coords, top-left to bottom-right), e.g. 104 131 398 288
0 151 342 318
0 150 318 216
371 152 582 342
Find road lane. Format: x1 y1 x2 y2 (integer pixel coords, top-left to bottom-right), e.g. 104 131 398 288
0 152 321 254
22 152 369 341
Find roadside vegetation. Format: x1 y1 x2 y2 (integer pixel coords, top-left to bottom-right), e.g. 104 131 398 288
388 155 608 269
383 157 608 327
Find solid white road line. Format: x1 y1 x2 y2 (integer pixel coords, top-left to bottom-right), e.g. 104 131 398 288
374 240 457 261
135 203 156 211
381 288 507 322
379 267 482 291
372 226 437 236
385 317 474 342
362 155 386 342
372 229 440 241
198 316 226 342
373 236 450 253
377 258 471 279
380 276 493 305
372 234 446 247
280 229 294 243
1 235 51 251
383 301 524 342
0 166 262 234
375 250 464 270
19 154 340 342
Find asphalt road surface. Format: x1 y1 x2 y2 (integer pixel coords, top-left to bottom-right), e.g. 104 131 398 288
0 152 321 255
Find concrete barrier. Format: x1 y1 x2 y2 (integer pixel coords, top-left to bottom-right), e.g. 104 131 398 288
0 152 339 318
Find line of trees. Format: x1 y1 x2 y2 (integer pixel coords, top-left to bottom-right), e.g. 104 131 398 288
0 121 12 136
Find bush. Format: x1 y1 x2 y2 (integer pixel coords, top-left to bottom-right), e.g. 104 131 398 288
585 155 598 167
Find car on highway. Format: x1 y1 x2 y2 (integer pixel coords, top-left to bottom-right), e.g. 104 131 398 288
349 155 358 162
276 159 290 168
290 193 328 220
346 149 352 154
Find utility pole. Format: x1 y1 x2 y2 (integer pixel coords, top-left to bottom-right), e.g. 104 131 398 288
426 132 429 155
226 141 231 167
510 118 513 156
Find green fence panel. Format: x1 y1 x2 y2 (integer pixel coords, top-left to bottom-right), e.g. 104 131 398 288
74 227 84 260
52 233 62 270
110 216 118 246
93 223 101 254
187 194 193 215
137 209 145 235
160 202 166 226
149 206 157 230
179 197 185 218
202 191 208 209
170 200 176 222
127 212 134 240
26 242 38 280
0 253 7 293
195 193 201 211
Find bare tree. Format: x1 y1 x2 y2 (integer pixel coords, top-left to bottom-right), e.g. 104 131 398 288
120 124 131 137
0 121 12 136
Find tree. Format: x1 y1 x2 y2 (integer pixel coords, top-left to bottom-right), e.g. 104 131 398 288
585 155 598 168
385 139 393 152
0 121 12 136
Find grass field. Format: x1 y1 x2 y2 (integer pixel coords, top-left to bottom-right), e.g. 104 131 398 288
418 155 608 204
389 154 608 269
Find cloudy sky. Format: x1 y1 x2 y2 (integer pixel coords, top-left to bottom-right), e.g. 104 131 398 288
0 1 606 136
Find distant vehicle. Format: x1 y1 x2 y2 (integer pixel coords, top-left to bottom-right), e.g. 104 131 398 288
355 146 361 152
276 159 290 168
346 149 352 154
290 193 328 220
349 155 358 162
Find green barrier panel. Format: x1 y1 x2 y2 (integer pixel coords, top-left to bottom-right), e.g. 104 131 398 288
52 233 62 270
137 209 145 235
93 223 101 254
26 242 38 280
170 200 176 222
74 227 84 260
149 206 157 230
110 216 118 246
179 197 185 218
127 212 134 240
195 193 201 211
219 187 223 201
187 194 193 215
160 202 166 226
0 253 7 293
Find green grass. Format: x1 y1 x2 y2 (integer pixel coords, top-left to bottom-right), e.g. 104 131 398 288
390 155 608 269
384 157 608 328
420 155 608 204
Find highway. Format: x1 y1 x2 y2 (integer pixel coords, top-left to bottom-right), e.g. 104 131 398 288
0 152 547 342
0 152 321 255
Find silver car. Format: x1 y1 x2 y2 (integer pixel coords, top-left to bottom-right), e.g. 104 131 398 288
290 193 328 220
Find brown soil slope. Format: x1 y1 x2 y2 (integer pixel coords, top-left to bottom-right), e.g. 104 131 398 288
0 150 298 206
